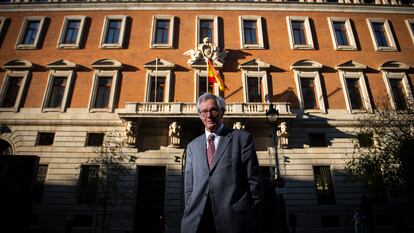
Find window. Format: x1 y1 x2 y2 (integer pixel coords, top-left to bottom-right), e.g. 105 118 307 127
328 18 357 50
100 16 127 48
313 166 335 204
196 16 218 46
242 72 269 103
145 72 172 102
357 133 373 148
36 132 55 146
338 69 372 113
89 59 121 112
33 164 48 203
389 79 409 110
57 16 87 49
86 133 105 147
405 19 414 45
287 16 314 49
239 16 264 49
194 71 217 100
78 165 99 204
309 133 326 147
301 78 318 109
0 17 8 46
42 70 75 112
367 19 397 51
150 16 175 48
16 16 48 49
0 70 30 112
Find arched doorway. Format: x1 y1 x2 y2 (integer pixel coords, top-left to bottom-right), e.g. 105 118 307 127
0 139 13 155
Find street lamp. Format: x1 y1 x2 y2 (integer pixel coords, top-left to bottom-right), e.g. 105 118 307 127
266 104 285 188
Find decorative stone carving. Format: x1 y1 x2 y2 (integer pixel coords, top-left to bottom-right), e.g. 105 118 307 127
125 121 137 146
168 122 182 148
183 37 227 66
233 122 245 130
277 122 289 148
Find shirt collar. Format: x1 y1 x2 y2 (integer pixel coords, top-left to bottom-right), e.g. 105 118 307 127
205 123 224 139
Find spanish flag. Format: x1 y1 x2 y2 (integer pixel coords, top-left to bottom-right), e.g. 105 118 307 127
207 59 227 91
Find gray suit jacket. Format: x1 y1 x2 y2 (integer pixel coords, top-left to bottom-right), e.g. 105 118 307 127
181 128 263 233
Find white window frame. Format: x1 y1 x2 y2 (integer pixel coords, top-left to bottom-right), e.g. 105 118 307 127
241 70 269 103
194 70 220 102
366 18 397 51
382 72 414 110
144 70 172 103
327 17 357 50
293 71 326 113
286 16 314 50
57 16 87 49
16 16 48 49
239 16 264 49
405 19 414 45
195 16 219 47
339 71 372 113
0 71 30 112
150 15 175 49
99 15 128 49
88 70 119 112
41 70 75 112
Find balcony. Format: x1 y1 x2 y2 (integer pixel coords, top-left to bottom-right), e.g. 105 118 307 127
119 102 295 119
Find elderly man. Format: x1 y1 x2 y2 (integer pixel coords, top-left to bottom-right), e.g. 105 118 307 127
181 93 263 233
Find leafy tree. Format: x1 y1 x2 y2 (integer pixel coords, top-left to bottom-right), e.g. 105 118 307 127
346 100 414 202
80 132 137 233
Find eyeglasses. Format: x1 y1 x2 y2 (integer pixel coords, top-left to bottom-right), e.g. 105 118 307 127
199 108 220 117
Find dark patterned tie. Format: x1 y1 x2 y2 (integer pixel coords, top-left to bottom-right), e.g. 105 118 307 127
207 134 216 168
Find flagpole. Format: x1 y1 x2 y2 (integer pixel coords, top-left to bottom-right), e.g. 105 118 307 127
154 57 158 102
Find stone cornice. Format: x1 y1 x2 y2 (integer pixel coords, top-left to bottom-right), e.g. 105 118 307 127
0 2 413 14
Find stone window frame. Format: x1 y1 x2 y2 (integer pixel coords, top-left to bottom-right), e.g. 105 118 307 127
99 15 128 49
366 18 397 51
150 15 175 49
57 15 87 49
327 17 357 50
293 71 327 113
41 70 75 113
382 72 413 110
16 16 48 49
194 70 220 102
195 16 219 47
0 17 7 38
88 70 120 113
286 16 315 50
239 16 265 49
144 70 172 103
241 70 269 103
405 19 414 45
338 71 372 113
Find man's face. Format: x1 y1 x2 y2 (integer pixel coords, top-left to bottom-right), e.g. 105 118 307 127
199 99 223 132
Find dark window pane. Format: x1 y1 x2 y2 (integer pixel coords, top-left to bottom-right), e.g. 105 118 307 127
78 165 99 204
357 133 373 148
155 19 169 44
63 20 80 44
149 76 166 102
244 20 257 44
333 21 349 46
86 133 104 147
199 19 213 43
1 77 22 108
346 79 363 110
389 79 408 110
372 22 389 47
198 76 213 97
94 77 112 108
313 166 335 204
105 19 121 44
22 20 40 45
37 133 55 146
47 77 66 108
247 76 262 102
309 133 326 147
301 78 317 109
32 164 48 203
292 20 307 45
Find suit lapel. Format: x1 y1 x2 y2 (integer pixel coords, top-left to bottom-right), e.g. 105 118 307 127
210 128 233 173
194 135 209 172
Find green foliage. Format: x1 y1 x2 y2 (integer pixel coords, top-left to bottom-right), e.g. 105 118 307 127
346 101 414 192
